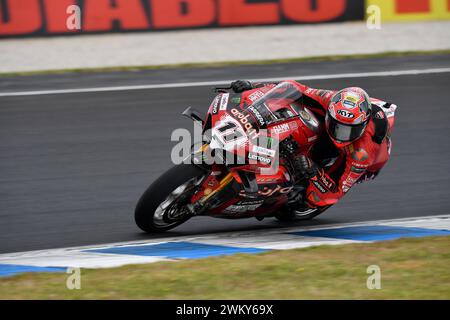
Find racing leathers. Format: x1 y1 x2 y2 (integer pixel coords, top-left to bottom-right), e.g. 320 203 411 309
231 80 396 208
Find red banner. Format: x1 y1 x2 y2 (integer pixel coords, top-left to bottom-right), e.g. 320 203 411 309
0 0 364 38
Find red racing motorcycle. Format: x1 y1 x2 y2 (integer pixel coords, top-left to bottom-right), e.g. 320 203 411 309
135 82 331 232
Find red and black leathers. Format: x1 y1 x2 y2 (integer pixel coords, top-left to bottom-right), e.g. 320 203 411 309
236 80 395 208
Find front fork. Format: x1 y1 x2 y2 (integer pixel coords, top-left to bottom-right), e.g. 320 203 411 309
187 144 239 215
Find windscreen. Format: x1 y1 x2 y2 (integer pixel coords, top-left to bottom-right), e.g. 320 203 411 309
246 82 303 127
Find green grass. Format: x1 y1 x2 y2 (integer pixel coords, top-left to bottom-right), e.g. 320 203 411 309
1 236 449 299
2 49 450 77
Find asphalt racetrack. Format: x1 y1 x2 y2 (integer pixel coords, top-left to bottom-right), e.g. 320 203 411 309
1 54 450 253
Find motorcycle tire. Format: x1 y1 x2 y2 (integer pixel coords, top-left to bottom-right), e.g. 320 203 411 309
274 205 331 222
135 164 205 233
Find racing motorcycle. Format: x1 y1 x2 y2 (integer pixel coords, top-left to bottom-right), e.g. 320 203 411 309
135 81 332 233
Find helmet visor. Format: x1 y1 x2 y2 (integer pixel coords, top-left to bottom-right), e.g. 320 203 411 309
326 113 366 143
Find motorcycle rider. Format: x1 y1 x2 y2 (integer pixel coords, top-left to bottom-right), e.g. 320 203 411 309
230 80 396 210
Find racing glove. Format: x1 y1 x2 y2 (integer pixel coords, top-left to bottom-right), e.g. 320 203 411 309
231 80 253 93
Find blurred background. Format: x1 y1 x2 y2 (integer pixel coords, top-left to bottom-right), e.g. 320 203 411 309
1 0 450 72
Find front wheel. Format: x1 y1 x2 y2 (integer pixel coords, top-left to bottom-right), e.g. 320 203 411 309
135 164 205 233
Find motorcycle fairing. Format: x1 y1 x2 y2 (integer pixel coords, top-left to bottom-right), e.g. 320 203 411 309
191 82 323 218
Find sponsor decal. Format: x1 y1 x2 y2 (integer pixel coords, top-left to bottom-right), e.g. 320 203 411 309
211 116 249 151
345 94 358 103
256 177 278 183
366 0 450 22
237 200 264 206
272 123 290 135
288 121 298 130
317 90 326 97
316 89 331 99
248 152 271 164
342 172 360 192
231 96 241 104
252 145 276 157
223 202 261 213
1 1 365 38
351 162 369 169
324 92 333 100
239 185 293 198
342 177 355 193
343 100 356 109
254 102 277 123
247 105 266 126
230 108 258 140
342 93 359 109
319 174 336 191
351 148 369 162
211 96 220 114
299 108 320 130
215 119 244 139
311 174 335 194
351 165 366 174
337 109 355 118
258 185 293 197
312 180 327 193
248 90 265 102
344 176 358 184
306 88 329 99
299 110 311 121
266 137 274 149
220 93 229 111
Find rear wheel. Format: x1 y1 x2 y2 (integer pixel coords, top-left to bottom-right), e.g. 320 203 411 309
135 164 205 233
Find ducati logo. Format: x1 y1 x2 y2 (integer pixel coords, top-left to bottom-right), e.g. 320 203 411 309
299 110 311 121
352 148 369 162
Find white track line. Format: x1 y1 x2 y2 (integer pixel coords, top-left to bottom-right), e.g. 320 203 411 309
0 214 448 258
0 214 448 271
1 67 450 97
